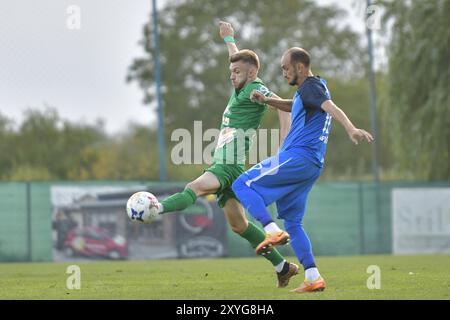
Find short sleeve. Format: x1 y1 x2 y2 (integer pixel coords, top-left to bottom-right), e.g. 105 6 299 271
300 81 330 110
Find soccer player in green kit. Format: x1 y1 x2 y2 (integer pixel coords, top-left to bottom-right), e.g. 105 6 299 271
153 21 298 287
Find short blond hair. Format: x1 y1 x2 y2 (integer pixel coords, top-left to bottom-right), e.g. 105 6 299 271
230 49 260 70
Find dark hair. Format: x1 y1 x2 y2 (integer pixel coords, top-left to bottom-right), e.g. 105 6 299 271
288 47 311 68
230 49 260 70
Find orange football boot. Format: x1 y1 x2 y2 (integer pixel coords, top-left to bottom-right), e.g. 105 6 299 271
255 231 290 255
290 277 326 293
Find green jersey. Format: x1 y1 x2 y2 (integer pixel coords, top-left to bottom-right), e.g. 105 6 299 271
213 78 273 165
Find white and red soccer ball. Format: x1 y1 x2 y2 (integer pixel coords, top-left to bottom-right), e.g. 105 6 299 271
126 191 160 224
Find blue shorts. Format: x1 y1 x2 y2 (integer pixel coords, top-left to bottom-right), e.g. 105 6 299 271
238 149 322 221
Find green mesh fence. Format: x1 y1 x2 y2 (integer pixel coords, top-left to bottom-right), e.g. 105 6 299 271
226 182 391 258
0 180 449 262
0 183 28 261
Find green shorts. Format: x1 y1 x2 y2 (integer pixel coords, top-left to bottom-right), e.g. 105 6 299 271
204 163 245 208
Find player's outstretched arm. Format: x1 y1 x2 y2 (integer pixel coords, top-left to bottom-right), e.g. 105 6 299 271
321 100 374 145
250 90 293 112
219 21 239 57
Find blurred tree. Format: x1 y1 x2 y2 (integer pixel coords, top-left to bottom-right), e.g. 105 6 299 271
0 113 15 178
1 107 107 181
0 107 164 181
8 165 53 181
127 0 373 180
79 126 160 180
381 0 450 180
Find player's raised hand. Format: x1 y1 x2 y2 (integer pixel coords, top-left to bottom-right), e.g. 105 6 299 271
348 128 374 145
250 90 266 104
219 21 234 39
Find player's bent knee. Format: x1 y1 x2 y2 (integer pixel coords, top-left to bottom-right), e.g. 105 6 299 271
185 181 202 196
185 181 195 191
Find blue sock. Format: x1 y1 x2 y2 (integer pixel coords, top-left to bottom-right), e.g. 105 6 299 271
232 177 273 226
284 219 316 270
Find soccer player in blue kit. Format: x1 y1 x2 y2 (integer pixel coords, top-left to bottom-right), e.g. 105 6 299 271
232 47 374 293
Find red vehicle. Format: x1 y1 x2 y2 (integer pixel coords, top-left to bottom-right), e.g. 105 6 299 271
64 226 128 260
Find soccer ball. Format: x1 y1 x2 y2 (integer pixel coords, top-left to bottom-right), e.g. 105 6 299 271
126 191 160 224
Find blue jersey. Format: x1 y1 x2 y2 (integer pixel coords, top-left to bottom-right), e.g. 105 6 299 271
280 76 332 167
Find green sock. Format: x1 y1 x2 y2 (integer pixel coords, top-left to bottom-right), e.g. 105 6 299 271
240 221 285 266
160 188 197 213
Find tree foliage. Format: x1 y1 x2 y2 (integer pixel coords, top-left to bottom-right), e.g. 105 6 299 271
380 0 450 180
0 107 162 181
0 108 107 180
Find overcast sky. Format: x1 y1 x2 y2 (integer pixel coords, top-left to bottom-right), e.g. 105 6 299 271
0 0 380 135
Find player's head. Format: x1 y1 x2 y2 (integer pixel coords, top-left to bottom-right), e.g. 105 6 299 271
229 49 260 90
281 47 311 86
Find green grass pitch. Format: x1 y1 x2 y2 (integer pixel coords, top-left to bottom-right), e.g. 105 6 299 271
0 255 448 300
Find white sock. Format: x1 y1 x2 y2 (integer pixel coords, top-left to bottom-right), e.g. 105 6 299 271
305 267 321 281
264 222 282 234
275 260 286 273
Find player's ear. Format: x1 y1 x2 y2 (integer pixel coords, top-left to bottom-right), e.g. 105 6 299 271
248 66 257 78
296 62 303 74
